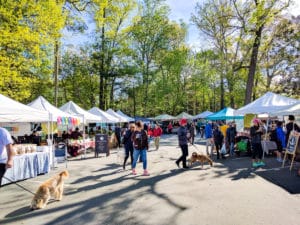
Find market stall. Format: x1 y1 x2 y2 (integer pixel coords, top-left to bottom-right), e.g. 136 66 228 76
0 94 51 185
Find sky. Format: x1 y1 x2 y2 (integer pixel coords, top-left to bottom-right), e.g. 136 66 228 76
63 0 300 50
165 0 300 50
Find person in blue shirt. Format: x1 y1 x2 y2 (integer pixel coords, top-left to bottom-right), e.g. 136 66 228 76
275 121 286 162
205 121 213 157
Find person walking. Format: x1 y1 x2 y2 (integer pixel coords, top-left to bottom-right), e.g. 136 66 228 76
250 118 265 167
122 123 135 170
114 125 121 148
275 121 286 163
131 121 150 176
175 119 189 169
153 124 163 150
285 115 300 145
213 125 225 159
205 121 214 157
226 122 237 157
189 123 196 145
0 127 14 187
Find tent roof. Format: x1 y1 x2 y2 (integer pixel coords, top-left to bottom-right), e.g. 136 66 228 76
59 101 103 123
116 110 135 122
193 111 214 119
154 114 176 121
28 96 80 122
235 92 300 115
88 107 119 123
175 112 194 120
134 116 152 123
206 107 243 120
106 109 128 122
270 102 300 116
0 94 49 122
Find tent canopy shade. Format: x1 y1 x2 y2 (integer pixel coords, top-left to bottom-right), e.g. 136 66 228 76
106 109 128 122
116 110 135 122
59 101 103 123
206 107 243 120
88 107 119 123
0 94 49 122
270 102 300 116
154 114 176 121
193 111 214 119
235 92 300 115
28 96 81 122
175 112 194 120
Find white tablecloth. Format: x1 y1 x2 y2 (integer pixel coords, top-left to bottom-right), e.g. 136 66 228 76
261 141 277 154
1 152 50 186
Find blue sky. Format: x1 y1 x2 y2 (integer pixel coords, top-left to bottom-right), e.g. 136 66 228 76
63 0 299 50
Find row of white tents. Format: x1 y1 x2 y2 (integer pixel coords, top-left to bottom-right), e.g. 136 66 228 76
0 94 135 124
0 91 299 126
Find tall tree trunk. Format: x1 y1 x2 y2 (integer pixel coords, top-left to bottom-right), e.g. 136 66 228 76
54 40 59 107
99 8 106 109
244 25 263 104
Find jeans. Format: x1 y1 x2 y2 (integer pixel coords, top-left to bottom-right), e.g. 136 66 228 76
229 142 235 156
132 149 147 170
206 138 214 156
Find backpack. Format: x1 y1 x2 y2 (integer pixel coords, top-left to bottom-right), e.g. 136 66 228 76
132 130 148 150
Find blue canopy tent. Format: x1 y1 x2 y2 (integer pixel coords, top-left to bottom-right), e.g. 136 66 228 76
193 111 214 119
206 107 243 120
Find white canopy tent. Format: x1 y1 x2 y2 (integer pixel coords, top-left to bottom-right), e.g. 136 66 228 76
106 109 128 122
28 96 81 122
0 94 49 122
235 92 300 115
116 110 135 122
59 101 103 123
270 102 300 116
60 101 103 159
88 107 119 123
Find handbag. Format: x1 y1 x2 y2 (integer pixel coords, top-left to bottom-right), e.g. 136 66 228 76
221 143 226 154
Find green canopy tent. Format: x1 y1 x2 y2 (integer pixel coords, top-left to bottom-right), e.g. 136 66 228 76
154 114 176 121
175 112 194 120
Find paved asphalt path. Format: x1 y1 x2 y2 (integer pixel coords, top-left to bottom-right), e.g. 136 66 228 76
0 135 299 225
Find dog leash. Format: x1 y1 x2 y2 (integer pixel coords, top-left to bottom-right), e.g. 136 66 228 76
3 176 35 195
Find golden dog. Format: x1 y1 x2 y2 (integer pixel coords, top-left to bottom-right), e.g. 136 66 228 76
30 170 69 210
188 152 213 169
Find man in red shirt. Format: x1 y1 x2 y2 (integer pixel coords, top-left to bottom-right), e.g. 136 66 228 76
153 124 163 150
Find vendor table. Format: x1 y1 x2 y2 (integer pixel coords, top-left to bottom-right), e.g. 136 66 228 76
261 140 277 154
1 152 50 186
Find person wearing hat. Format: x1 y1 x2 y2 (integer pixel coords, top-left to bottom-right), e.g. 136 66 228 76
285 115 300 146
175 118 189 169
250 118 265 167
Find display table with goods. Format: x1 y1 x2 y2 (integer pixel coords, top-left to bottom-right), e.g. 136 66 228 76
67 138 95 157
1 144 50 185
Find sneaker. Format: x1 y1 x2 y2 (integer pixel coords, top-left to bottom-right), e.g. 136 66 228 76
132 169 137 175
252 162 259 168
277 158 283 163
143 170 150 176
258 161 265 166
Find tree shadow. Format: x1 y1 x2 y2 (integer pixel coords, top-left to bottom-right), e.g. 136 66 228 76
2 167 189 225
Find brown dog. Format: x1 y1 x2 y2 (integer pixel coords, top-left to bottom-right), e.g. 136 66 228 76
188 152 213 169
30 170 69 210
